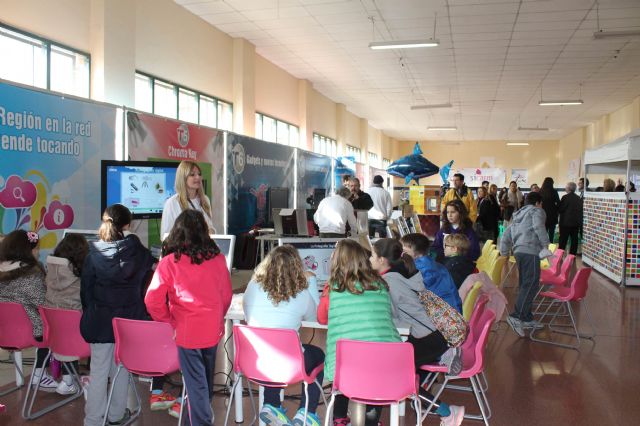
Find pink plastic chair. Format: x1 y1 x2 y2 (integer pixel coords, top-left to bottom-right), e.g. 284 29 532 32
103 318 185 426
420 309 496 426
324 340 421 426
0 302 45 397
534 254 575 313
539 249 565 282
224 325 327 426
530 267 595 350
22 307 89 420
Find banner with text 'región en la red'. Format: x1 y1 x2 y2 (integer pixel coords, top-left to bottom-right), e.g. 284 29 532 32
126 111 224 234
0 80 117 250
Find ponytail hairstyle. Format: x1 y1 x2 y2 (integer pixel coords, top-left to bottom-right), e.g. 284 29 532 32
0 229 43 278
99 204 132 242
162 209 220 265
329 239 385 294
372 238 417 277
175 161 212 218
53 233 89 277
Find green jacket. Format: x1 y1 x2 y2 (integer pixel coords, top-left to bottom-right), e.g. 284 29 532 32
324 282 401 381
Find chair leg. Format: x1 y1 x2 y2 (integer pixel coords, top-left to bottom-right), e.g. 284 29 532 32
412 395 421 426
101 364 123 426
247 380 258 425
22 351 84 420
178 376 187 426
315 379 328 409
420 376 448 420
470 375 490 426
323 393 336 426
303 382 310 425
531 300 587 350
121 372 142 426
0 351 23 397
223 373 242 426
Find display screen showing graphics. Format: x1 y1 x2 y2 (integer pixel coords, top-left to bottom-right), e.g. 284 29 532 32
101 160 179 219
278 238 340 291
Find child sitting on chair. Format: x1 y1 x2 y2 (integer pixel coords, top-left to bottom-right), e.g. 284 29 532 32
145 210 232 426
442 234 476 290
400 233 463 313
243 245 324 426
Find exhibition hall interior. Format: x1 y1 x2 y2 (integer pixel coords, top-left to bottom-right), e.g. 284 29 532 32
1 0 640 425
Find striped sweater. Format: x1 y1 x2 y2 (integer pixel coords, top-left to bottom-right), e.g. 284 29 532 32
323 283 400 381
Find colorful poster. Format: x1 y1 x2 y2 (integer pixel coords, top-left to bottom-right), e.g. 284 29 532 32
296 150 331 209
511 169 528 187
126 111 224 234
0 81 117 253
451 168 506 187
227 133 295 235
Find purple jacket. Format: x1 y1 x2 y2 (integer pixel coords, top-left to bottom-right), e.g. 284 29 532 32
432 225 480 263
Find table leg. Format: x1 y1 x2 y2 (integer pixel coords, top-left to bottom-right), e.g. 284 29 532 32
232 319 243 423
15 350 23 386
389 403 399 426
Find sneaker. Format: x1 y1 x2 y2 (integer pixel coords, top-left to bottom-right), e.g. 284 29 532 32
150 391 177 411
260 404 292 426
439 347 463 375
31 369 59 393
293 408 321 426
55 380 79 395
168 400 181 419
506 315 525 337
108 408 132 426
523 319 544 330
439 405 465 426
333 417 350 426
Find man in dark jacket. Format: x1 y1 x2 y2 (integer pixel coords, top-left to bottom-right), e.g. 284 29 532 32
558 182 583 255
347 177 374 211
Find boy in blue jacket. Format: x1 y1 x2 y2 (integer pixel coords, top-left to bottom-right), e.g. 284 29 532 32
400 233 463 313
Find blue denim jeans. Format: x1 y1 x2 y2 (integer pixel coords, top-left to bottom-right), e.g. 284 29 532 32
512 253 540 322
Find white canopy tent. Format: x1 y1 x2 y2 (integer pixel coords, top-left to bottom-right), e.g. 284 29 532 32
584 129 640 179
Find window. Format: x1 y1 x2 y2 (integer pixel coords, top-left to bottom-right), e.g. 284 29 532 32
0 24 89 97
255 112 299 146
134 72 232 128
346 145 362 162
382 158 391 169
368 152 379 167
313 133 337 157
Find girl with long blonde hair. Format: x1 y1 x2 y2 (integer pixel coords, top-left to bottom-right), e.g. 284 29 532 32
161 161 215 237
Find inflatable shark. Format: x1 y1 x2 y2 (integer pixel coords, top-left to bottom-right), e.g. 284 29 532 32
386 142 440 184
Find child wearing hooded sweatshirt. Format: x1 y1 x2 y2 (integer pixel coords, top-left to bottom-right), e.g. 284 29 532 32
370 238 465 426
45 233 89 395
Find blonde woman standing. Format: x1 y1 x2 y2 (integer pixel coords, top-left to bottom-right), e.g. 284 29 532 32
161 160 215 237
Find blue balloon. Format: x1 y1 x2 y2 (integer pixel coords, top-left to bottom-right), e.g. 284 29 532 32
386 142 440 184
439 160 454 184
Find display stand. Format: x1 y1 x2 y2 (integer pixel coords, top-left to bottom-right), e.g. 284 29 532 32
583 130 640 286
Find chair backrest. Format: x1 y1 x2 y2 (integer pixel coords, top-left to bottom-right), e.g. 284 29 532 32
481 240 494 257
233 325 306 385
462 295 489 352
478 250 499 273
39 307 90 358
568 267 592 301
558 254 575 280
545 249 565 274
334 339 416 404
112 318 180 376
462 282 483 321
548 243 558 252
489 255 507 286
0 302 39 350
461 309 496 377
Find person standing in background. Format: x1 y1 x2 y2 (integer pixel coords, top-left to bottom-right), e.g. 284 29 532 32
529 183 540 192
558 182 583 255
348 177 374 211
367 175 393 238
578 177 589 198
314 187 357 238
441 173 477 222
539 177 560 243
501 181 523 226
161 161 215 238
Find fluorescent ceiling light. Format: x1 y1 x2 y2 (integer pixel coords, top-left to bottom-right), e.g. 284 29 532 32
427 126 457 131
506 142 530 146
538 100 583 106
369 39 439 50
410 103 453 110
593 30 640 39
518 126 549 131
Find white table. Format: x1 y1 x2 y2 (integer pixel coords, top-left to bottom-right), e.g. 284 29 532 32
224 294 411 426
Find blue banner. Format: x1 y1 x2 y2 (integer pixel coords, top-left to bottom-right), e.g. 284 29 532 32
297 150 332 208
0 81 117 251
227 133 295 235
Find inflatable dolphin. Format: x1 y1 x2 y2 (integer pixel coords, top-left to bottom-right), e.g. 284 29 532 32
386 142 439 184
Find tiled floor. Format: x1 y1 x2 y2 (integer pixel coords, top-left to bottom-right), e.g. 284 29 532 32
1 261 639 425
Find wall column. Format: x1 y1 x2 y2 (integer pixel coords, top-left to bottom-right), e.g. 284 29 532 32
232 38 255 136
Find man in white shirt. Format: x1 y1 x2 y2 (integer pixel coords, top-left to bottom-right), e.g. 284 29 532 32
313 187 357 238
367 175 393 237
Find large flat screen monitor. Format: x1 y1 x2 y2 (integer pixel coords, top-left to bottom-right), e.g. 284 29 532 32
278 238 341 292
62 229 100 244
101 160 179 219
160 233 235 272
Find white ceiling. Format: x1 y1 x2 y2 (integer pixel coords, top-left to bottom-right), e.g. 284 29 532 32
176 0 640 141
